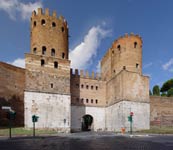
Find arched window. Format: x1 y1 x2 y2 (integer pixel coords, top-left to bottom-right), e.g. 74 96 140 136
117 45 121 51
91 99 93 103
42 46 46 55
41 19 46 26
81 98 84 103
96 99 98 104
41 59 45 66
61 27 64 32
52 22 56 27
33 47 37 54
86 99 89 103
81 84 84 88
91 85 94 90
54 61 58 68
86 85 89 89
51 48 55 56
51 83 53 88
134 42 137 48
33 21 36 27
96 86 98 90
62 53 65 59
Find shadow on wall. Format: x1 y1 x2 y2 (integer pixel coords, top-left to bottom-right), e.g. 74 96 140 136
0 95 24 127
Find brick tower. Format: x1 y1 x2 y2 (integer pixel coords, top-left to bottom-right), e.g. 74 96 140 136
24 8 71 132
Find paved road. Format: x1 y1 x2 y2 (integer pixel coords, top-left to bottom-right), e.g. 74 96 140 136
0 132 173 150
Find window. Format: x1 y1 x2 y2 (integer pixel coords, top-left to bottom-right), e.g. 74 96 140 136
96 99 98 104
81 98 84 103
51 83 53 88
123 66 126 70
33 47 37 54
41 59 45 66
81 84 84 88
62 53 65 59
52 22 56 27
91 99 93 103
61 27 64 32
42 46 46 55
86 99 89 103
54 61 58 68
41 19 46 25
51 48 55 56
33 21 36 27
91 85 93 90
96 86 98 90
134 42 137 48
136 63 139 68
117 45 121 51
112 50 114 54
86 85 89 89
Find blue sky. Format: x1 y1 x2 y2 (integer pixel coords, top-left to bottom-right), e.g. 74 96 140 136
0 0 173 90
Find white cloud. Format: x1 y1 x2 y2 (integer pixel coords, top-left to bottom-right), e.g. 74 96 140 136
96 61 101 73
0 0 43 20
143 62 153 69
162 58 173 71
8 58 25 68
69 25 112 70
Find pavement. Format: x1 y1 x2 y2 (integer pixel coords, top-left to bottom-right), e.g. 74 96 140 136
0 132 173 150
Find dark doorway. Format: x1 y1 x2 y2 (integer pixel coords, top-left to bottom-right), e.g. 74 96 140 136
81 114 93 131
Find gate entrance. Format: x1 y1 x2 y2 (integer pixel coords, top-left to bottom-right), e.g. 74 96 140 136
81 115 93 131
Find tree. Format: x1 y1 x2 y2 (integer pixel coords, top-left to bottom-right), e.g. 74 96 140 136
160 79 173 93
152 85 160 96
167 88 173 97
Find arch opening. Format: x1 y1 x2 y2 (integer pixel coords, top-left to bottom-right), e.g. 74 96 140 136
81 114 93 131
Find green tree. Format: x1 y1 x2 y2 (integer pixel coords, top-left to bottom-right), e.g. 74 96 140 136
161 92 167 97
167 88 173 97
152 85 160 96
160 79 173 92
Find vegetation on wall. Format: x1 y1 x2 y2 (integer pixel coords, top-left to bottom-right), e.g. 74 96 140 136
150 78 173 97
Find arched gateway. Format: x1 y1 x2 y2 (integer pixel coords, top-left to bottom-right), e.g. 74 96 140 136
81 114 93 131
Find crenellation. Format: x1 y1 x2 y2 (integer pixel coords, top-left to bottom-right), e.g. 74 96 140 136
37 8 43 15
80 70 84 77
91 71 95 79
45 8 49 16
52 10 57 18
85 71 89 78
75 69 79 76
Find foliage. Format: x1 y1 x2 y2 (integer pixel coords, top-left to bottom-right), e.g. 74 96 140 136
161 92 167 97
167 88 173 97
152 85 160 96
160 79 173 92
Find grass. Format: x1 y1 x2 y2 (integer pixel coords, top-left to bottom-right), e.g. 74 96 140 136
0 127 58 136
137 126 173 134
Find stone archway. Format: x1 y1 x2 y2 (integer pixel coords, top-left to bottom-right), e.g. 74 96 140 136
81 114 93 131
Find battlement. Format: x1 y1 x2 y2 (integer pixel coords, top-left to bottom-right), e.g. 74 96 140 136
31 8 67 25
70 68 101 80
112 33 142 49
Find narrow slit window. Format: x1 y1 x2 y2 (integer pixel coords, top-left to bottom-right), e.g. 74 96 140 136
41 59 45 66
51 83 53 88
54 61 58 68
123 66 126 70
33 21 36 27
96 99 98 104
91 99 93 103
61 27 64 32
81 84 84 88
42 46 46 55
96 86 98 90
86 85 89 89
91 86 94 90
134 42 137 48
81 98 84 103
62 53 65 59
86 99 89 103
136 63 139 68
33 47 37 54
117 45 121 51
51 48 55 56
